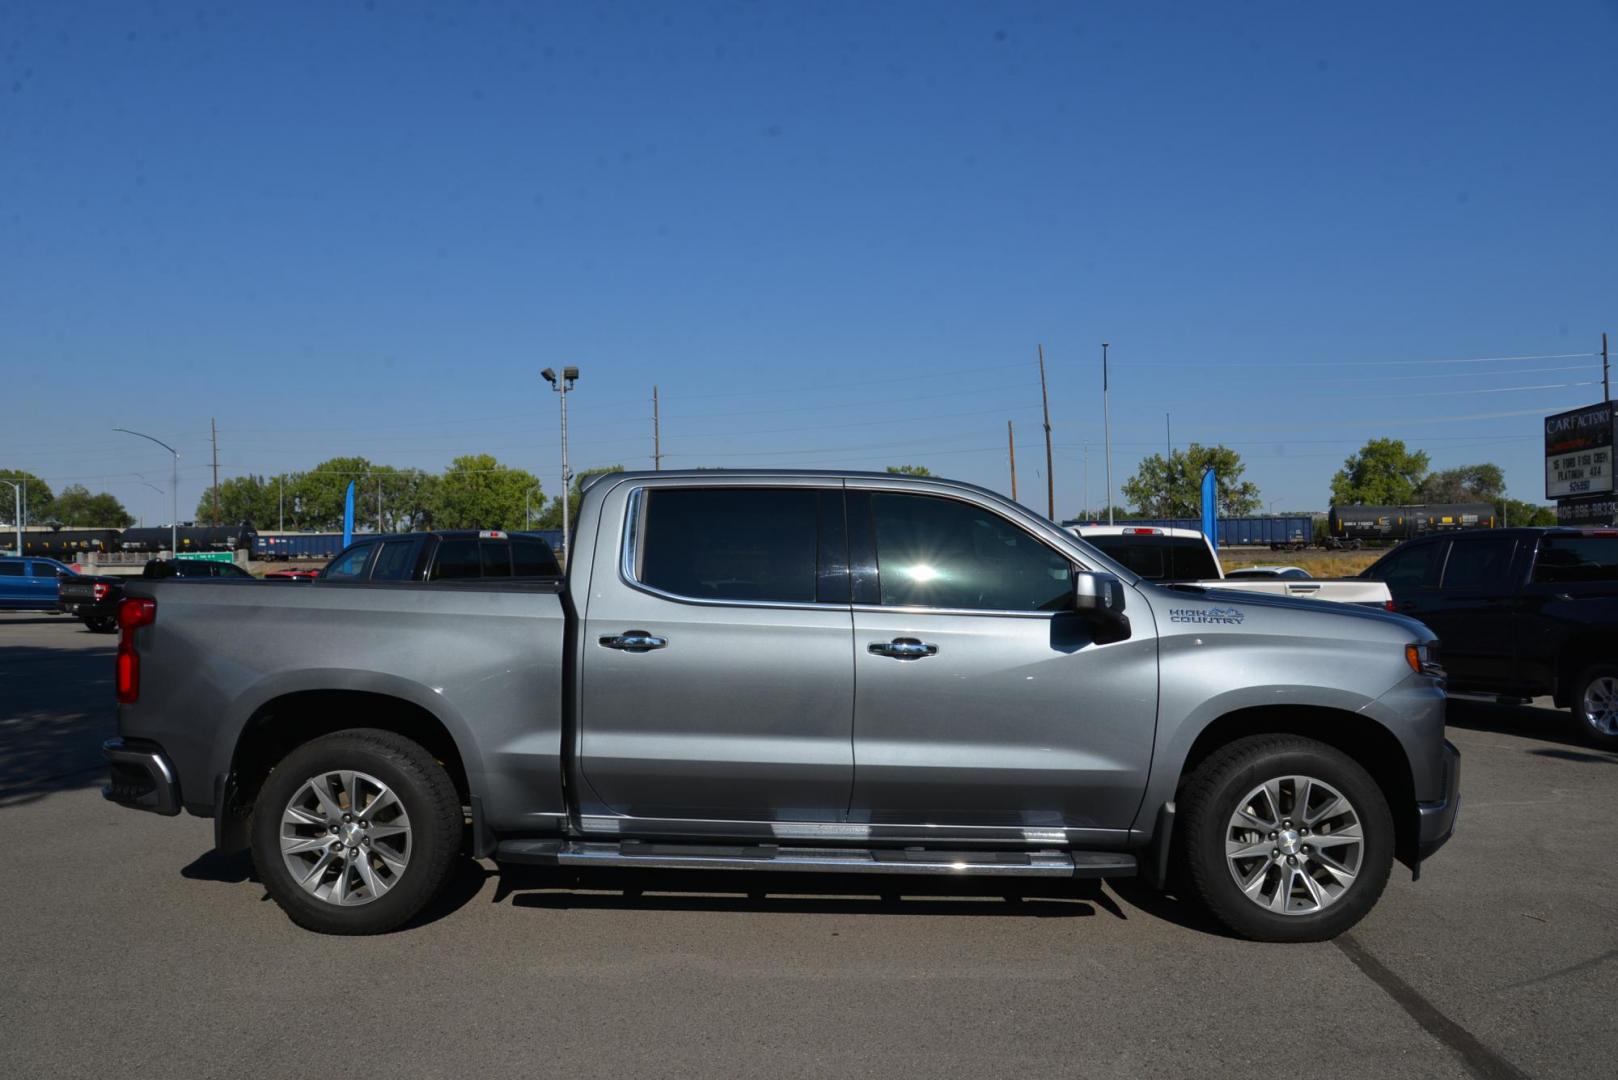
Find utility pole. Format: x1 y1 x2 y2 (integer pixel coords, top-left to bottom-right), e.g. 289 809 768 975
1083 443 1090 520
377 478 383 533
1007 420 1018 501
1038 344 1055 519
1604 332 1610 402
653 385 662 470
1102 343 1114 525
1165 412 1172 516
210 417 220 524
278 476 284 531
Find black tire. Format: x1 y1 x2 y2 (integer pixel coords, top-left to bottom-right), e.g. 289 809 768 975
1179 734 1393 942
250 728 463 935
1569 665 1618 751
84 616 116 633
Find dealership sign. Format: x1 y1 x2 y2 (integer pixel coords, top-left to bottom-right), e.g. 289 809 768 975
1555 494 1618 526
1545 402 1615 500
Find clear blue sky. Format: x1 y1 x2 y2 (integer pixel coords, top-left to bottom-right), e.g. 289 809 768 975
4 1 1615 525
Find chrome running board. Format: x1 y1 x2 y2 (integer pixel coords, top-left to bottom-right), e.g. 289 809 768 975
494 839 1136 878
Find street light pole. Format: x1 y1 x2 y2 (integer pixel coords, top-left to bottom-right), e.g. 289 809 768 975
0 480 19 556
541 366 579 563
115 428 179 555
1102 343 1114 525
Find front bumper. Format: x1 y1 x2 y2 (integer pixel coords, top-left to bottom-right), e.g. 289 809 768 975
102 737 182 816
1415 738 1461 861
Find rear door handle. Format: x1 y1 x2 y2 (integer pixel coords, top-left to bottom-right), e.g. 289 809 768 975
600 630 668 652
868 637 938 660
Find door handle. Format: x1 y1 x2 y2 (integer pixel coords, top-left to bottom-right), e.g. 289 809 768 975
600 630 668 652
868 637 938 660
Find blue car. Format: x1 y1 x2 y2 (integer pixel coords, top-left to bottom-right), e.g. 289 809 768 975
0 554 78 612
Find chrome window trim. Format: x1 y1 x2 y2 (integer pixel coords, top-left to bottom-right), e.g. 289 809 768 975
617 484 844 612
851 603 1066 621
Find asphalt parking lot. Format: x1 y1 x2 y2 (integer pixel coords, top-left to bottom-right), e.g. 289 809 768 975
1 611 1614 1079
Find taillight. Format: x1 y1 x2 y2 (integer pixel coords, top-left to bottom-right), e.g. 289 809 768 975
116 598 157 704
1384 599 1395 612
93 582 109 601
1125 527 1163 535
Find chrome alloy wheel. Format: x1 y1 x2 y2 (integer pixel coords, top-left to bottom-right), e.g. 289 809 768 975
1582 676 1618 736
280 770 412 906
1225 775 1362 916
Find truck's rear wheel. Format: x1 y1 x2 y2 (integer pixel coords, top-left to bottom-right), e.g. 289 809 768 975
1570 666 1618 750
250 729 462 935
84 616 116 633
1179 735 1393 942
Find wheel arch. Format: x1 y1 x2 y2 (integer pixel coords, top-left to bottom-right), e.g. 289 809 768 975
215 687 476 853
1175 705 1419 869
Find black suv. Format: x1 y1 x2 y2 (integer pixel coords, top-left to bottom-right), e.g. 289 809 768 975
1360 526 1618 747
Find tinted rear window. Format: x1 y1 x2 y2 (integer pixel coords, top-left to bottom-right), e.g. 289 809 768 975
512 538 561 577
637 488 818 603
479 541 512 578
1533 536 1618 583
429 539 481 580
1082 535 1220 581
0 563 21 577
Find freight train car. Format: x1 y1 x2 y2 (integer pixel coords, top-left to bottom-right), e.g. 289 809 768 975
1060 516 1315 550
253 532 348 560
1326 503 1496 548
19 529 123 557
119 520 258 554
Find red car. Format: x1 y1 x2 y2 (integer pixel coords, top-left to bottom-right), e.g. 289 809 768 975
262 567 320 581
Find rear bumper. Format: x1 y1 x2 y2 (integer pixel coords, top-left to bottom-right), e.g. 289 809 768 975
102 737 181 816
1415 739 1461 861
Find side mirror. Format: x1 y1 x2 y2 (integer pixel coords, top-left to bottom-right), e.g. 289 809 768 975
1073 570 1130 638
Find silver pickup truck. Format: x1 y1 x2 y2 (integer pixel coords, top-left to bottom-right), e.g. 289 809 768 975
102 470 1458 941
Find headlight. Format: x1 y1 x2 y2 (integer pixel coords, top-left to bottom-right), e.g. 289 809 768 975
1405 642 1443 677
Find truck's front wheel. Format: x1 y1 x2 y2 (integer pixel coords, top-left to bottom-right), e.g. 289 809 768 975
1570 665 1618 750
250 729 463 935
1179 735 1393 942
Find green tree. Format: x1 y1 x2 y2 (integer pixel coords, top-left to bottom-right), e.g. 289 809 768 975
1415 463 1506 504
0 470 54 525
886 465 932 476
288 457 374 531
196 474 283 526
538 466 625 530
1500 498 1556 527
1066 505 1132 523
434 454 544 531
1120 444 1260 516
1330 439 1430 506
48 484 134 527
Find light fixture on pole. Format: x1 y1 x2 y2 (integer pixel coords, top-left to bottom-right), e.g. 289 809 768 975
115 428 179 556
0 479 20 557
541 366 579 563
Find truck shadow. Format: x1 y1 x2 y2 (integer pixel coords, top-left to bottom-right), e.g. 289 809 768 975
1444 697 1604 753
0 642 118 809
497 865 1132 920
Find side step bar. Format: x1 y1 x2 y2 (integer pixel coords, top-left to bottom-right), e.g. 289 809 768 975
495 839 1136 879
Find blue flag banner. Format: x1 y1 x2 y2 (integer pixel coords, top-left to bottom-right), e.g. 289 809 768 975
1201 468 1217 550
343 481 355 548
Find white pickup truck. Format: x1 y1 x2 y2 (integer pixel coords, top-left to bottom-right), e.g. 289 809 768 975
1066 525 1393 608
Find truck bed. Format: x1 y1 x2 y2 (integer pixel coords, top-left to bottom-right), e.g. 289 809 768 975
120 578 569 828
